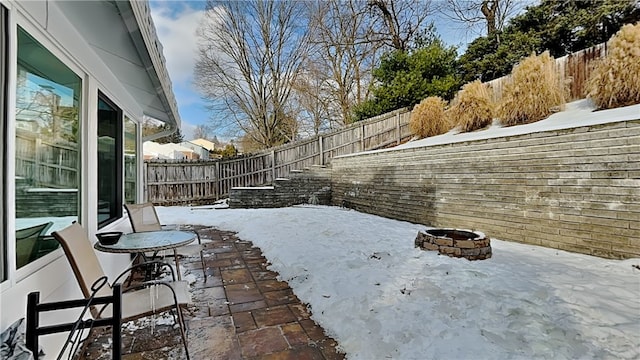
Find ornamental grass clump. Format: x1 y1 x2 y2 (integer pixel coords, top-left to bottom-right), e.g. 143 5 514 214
449 80 494 132
498 51 566 126
409 96 451 138
586 22 640 109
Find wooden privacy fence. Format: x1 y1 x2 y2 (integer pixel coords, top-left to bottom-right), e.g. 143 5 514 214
15 129 78 189
485 43 607 102
145 109 412 204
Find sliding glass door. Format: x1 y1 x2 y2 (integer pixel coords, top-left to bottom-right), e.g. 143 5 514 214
97 93 123 227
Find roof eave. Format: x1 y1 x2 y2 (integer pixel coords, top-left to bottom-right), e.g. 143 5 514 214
115 1 180 129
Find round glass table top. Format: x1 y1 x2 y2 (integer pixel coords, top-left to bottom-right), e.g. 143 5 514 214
94 230 195 253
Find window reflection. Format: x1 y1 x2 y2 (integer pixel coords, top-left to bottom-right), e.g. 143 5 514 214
15 27 81 268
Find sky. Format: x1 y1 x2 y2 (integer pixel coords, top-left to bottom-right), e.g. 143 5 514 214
155 204 640 359
148 1 501 141
149 1 207 141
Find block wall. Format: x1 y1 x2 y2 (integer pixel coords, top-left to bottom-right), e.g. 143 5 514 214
331 120 640 259
16 190 78 218
229 168 331 208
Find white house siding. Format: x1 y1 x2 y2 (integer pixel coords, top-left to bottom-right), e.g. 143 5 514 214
144 141 198 160
182 141 210 160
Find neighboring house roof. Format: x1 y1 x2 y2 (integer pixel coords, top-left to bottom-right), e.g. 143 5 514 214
144 141 195 159
190 138 218 151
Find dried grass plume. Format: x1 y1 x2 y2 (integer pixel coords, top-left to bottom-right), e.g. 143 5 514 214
409 97 451 138
449 80 494 132
498 51 567 126
586 22 640 109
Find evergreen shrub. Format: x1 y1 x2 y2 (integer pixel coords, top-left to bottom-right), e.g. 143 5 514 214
586 22 640 109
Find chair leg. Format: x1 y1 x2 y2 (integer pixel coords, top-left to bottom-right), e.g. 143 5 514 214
174 249 182 281
175 307 190 360
193 230 207 282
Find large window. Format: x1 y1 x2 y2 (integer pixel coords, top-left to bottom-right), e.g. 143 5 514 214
124 116 137 204
15 27 82 268
97 93 123 227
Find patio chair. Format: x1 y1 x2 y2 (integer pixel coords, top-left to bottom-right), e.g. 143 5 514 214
16 222 53 268
26 278 123 359
124 202 207 281
52 223 191 359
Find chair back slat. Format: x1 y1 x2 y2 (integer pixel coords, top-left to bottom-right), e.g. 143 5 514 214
52 223 112 315
124 203 162 232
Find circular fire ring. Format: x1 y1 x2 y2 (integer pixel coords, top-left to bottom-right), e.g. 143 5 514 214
414 229 492 260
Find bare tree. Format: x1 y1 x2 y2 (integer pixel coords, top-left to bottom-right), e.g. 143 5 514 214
15 84 78 142
290 59 332 135
302 0 381 127
192 124 210 140
442 0 525 38
195 0 310 149
367 0 438 51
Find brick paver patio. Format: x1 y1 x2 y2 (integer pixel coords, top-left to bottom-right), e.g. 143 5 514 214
82 227 344 360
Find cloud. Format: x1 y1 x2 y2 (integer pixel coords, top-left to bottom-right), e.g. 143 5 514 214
150 2 205 86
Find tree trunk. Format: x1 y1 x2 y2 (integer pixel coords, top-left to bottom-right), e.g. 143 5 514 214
481 0 497 38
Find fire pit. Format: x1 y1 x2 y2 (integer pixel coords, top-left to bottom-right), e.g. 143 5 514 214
415 229 491 260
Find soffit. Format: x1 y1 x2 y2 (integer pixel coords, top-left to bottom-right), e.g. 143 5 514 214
54 0 179 126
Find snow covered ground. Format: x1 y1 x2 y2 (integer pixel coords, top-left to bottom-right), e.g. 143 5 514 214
156 205 640 360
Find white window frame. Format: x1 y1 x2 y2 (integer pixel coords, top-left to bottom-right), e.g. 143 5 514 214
4 7 88 286
123 113 141 205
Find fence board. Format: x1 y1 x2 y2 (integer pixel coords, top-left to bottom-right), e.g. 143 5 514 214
15 129 78 189
486 42 607 102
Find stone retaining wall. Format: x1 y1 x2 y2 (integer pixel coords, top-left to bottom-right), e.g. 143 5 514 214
331 119 640 259
16 188 78 218
229 167 331 208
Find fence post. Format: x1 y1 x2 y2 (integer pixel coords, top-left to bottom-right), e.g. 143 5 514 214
396 112 401 145
243 157 247 187
215 160 220 200
143 161 148 202
361 124 365 151
318 135 324 166
34 138 42 185
271 150 276 182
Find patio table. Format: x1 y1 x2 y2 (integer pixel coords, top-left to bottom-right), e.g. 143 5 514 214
94 230 195 280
